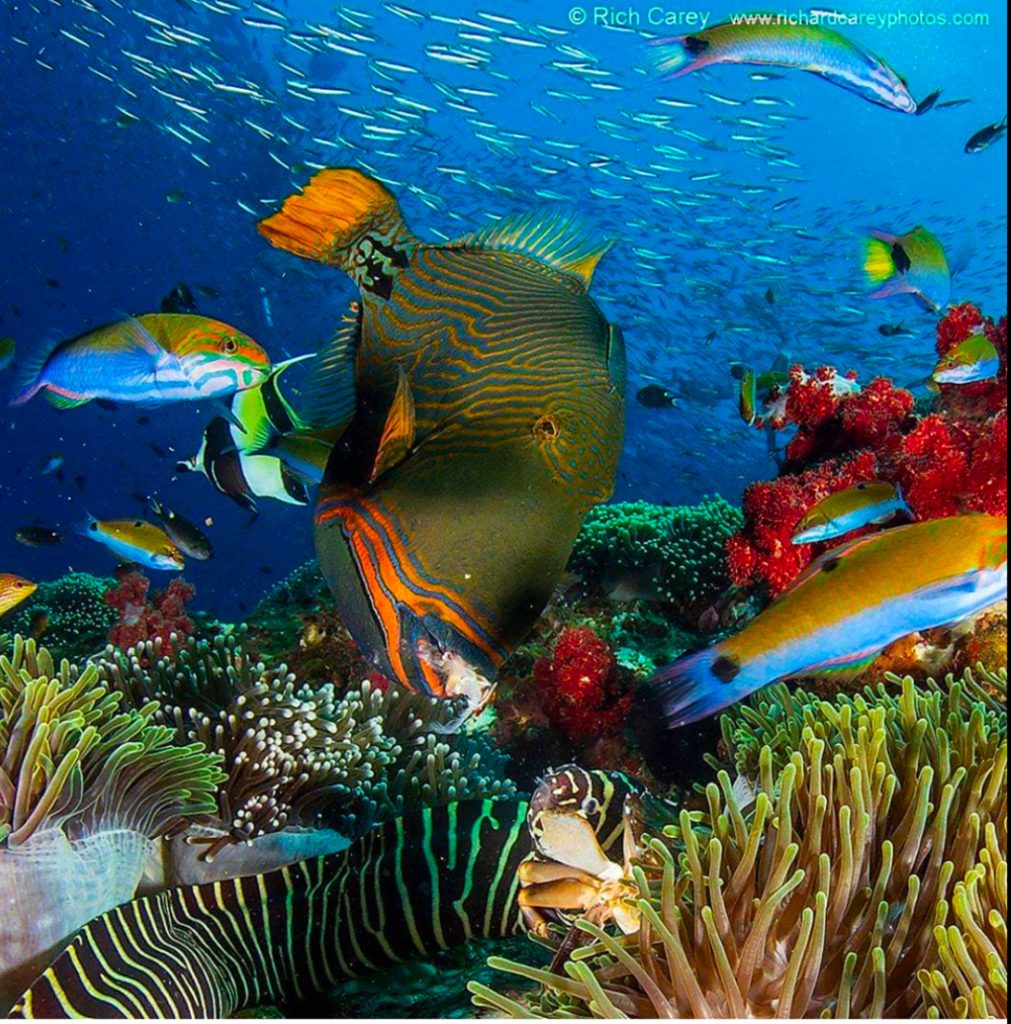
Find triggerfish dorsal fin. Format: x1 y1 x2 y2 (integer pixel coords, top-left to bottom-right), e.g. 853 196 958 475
297 317 359 434
451 210 613 290
258 169 416 296
369 366 416 485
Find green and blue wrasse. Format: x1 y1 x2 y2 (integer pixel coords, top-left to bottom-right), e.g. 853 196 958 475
0 575 36 618
78 514 186 571
932 332 1002 385
178 416 309 516
652 19 916 114
792 481 911 545
651 515 1007 726
863 225 951 313
965 117 1007 154
9 314 270 409
259 168 625 696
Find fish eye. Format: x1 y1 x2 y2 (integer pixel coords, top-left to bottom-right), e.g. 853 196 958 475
221 337 239 354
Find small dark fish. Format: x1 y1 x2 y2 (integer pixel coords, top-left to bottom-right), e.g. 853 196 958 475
878 321 911 337
935 98 972 111
160 283 199 315
74 473 87 492
636 384 679 409
195 284 221 300
764 287 775 305
131 491 150 504
45 279 60 289
915 89 942 115
96 399 120 412
40 452 64 476
260 565 274 574
14 525 64 548
136 416 151 426
704 330 718 345
965 117 1007 154
149 442 168 458
149 498 214 561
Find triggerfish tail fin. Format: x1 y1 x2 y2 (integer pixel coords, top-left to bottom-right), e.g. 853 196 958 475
650 34 714 79
453 210 613 289
258 168 416 284
650 647 755 727
370 366 416 484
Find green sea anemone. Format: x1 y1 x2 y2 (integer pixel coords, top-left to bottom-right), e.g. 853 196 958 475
0 636 224 1013
99 632 515 877
471 675 1007 1018
568 497 743 621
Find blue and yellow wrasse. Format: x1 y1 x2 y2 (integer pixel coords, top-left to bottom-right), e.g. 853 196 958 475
10 314 270 409
78 514 186 571
651 515 1007 726
863 225 951 313
259 168 625 697
933 332 1002 385
652 19 916 113
0 575 36 619
792 480 911 545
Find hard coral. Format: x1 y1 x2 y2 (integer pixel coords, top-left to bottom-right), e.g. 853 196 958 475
0 573 117 662
105 571 195 656
534 627 631 745
731 303 1008 595
568 498 743 624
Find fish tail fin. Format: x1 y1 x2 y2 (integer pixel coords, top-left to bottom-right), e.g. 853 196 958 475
8 335 62 406
649 647 754 728
863 235 898 285
75 512 98 540
258 168 415 274
650 35 713 79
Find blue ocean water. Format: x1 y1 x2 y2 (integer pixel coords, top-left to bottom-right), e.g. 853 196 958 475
0 0 1006 618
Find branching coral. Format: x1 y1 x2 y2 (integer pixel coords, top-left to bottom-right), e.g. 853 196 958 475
0 636 224 1013
105 571 195 656
730 303 1008 596
0 573 117 663
568 498 743 622
533 627 631 746
472 674 1007 1018
98 631 515 860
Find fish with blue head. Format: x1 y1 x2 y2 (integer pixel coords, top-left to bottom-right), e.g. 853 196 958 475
259 168 626 697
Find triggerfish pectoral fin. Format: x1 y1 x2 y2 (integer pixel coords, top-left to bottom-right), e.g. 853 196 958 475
370 367 416 484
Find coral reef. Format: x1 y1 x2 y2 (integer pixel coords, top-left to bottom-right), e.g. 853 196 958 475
99 631 515 869
533 627 631 746
0 573 117 663
730 303 1008 596
105 571 195 657
472 673 1007 1018
568 498 743 624
0 637 224 1013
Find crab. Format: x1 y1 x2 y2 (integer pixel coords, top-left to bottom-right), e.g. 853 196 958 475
518 768 645 942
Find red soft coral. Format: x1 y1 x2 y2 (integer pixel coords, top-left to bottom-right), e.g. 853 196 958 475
105 571 195 657
729 304 1007 595
533 627 630 745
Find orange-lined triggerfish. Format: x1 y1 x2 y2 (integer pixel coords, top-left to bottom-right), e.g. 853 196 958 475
9 314 270 409
259 168 626 697
652 515 1008 726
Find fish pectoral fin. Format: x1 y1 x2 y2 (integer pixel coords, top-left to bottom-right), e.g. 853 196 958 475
369 366 416 485
451 210 613 289
258 168 415 275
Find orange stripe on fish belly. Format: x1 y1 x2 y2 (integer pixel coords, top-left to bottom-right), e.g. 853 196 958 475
316 487 508 695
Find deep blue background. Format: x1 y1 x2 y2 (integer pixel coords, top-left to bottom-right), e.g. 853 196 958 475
1 0 1006 616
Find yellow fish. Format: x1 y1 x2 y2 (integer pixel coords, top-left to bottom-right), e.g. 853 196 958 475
652 515 1007 726
0 575 37 619
78 515 185 571
259 169 625 696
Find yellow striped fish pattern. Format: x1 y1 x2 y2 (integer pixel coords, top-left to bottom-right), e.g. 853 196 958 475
261 169 625 695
